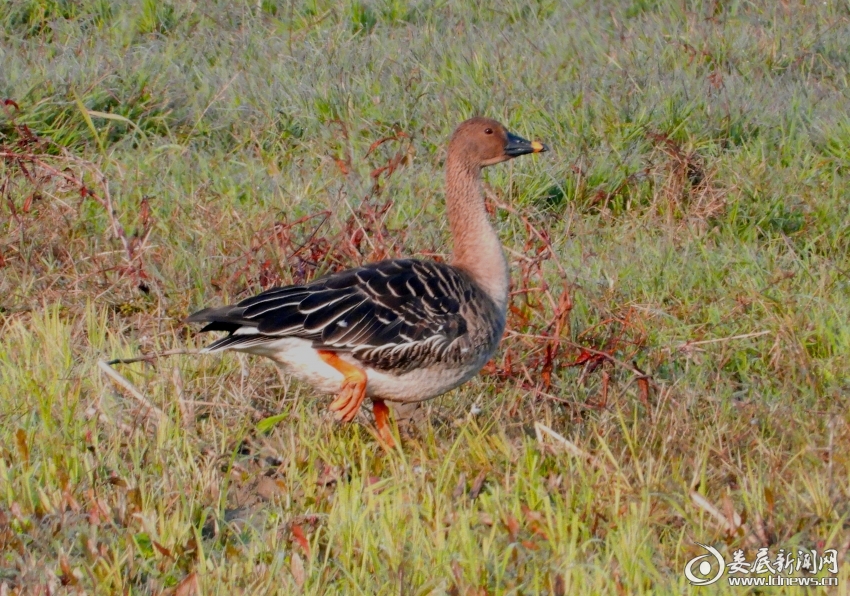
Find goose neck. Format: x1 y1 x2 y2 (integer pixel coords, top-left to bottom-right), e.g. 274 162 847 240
444 153 509 311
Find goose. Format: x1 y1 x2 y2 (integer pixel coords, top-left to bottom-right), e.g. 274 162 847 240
187 117 548 445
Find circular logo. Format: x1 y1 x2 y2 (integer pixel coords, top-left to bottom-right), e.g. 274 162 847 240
684 542 725 586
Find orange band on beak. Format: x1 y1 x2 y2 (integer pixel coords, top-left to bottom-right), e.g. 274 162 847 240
531 141 545 153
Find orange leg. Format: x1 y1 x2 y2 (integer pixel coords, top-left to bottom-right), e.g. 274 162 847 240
317 350 367 422
371 399 395 448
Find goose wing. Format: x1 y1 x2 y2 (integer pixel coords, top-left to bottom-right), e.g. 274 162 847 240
187 259 475 372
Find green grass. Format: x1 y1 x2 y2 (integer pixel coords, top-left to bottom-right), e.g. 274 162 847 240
2 0 850 593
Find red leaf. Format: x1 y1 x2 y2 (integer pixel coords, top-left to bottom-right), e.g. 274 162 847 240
291 524 310 558
503 514 520 541
333 157 350 175
565 349 596 367
153 541 173 559
365 132 406 156
637 377 650 408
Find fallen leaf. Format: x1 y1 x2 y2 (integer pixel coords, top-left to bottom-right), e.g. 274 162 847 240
291 552 305 587
452 472 467 500
15 429 28 465
256 476 283 502
553 574 565 596
153 541 173 559
174 572 198 596
469 471 487 500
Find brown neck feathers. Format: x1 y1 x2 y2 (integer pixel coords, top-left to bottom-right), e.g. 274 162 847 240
444 150 509 310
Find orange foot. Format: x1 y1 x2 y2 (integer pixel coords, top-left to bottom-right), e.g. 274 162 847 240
372 399 395 448
318 350 367 422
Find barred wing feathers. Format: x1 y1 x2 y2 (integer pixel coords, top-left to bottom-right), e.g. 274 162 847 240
187 259 475 372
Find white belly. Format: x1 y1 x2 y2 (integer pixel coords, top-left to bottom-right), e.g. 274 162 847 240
232 337 483 402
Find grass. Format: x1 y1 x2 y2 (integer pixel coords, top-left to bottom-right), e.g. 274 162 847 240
2 0 850 593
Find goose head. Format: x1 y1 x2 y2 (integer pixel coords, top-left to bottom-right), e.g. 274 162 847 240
449 117 548 168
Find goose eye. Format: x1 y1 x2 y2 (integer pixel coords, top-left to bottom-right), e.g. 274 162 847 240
484 128 493 135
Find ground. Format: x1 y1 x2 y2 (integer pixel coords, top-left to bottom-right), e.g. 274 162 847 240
1 0 850 594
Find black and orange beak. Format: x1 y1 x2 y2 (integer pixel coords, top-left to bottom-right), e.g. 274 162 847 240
504 131 549 157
